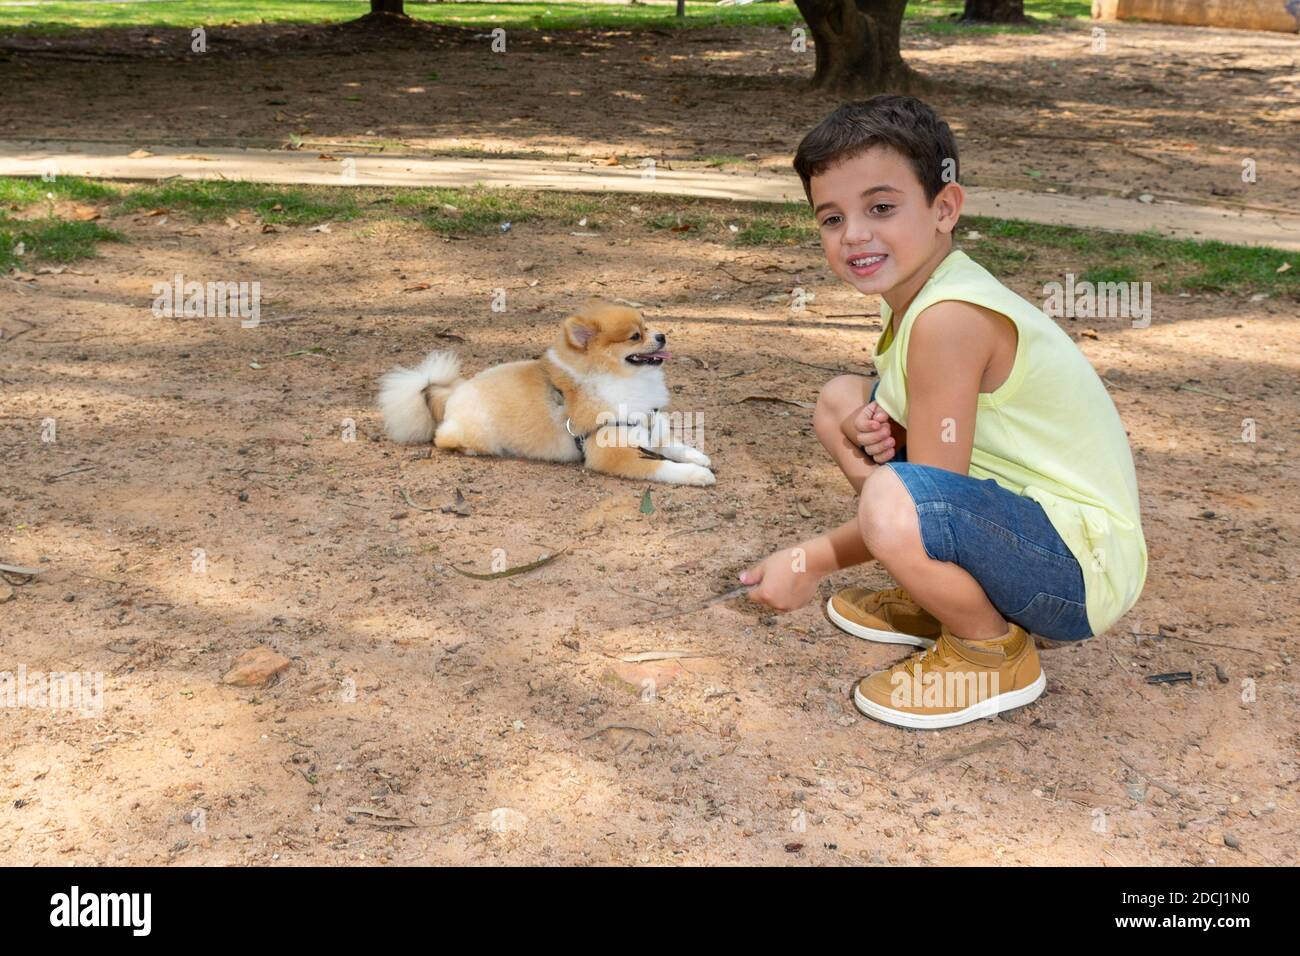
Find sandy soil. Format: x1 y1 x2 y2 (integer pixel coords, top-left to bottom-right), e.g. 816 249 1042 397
1 195 1296 865
1 17 1297 214
1 17 1297 866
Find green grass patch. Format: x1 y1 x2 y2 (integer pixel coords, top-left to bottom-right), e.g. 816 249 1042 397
0 176 124 268
4 176 1290 299
0 1 803 35
0 218 121 270
386 184 612 234
118 179 360 224
0 176 121 205
907 0 1091 34
960 216 1297 299
0 0 1091 35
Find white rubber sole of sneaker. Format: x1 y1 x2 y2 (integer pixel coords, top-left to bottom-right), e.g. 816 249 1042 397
826 597 937 649
853 670 1047 730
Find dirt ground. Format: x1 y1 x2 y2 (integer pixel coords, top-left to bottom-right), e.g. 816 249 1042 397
2 17 1297 214
1 17 1298 866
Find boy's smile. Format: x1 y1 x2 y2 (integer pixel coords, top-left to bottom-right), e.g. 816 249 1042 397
810 146 961 315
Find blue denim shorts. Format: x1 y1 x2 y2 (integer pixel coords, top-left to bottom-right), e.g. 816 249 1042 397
870 379 1091 641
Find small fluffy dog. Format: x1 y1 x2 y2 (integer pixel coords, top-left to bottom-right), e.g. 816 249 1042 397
378 302 714 485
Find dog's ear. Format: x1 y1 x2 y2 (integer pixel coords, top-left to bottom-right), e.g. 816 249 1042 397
563 314 599 351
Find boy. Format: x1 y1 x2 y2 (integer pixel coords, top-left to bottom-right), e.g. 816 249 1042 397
739 95 1147 730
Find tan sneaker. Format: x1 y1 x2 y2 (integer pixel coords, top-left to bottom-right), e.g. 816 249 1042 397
827 585 941 649
852 623 1046 730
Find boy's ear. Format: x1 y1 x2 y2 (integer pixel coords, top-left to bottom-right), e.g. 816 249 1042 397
934 181 965 235
563 314 599 351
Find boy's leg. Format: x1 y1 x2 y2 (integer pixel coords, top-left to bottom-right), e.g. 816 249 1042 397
858 466 1009 641
817 376 946 646
850 462 1090 728
857 462 1091 643
813 374 881 495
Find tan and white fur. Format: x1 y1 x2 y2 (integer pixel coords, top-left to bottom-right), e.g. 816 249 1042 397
378 302 714 485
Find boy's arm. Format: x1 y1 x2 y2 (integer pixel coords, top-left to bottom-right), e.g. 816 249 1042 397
803 303 997 576
806 514 874 574
901 301 1000 475
747 303 1001 598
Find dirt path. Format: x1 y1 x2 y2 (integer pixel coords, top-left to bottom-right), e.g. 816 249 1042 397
6 139 1299 249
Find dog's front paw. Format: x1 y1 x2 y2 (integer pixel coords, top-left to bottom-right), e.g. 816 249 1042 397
655 443 711 468
677 447 711 468
655 462 716 486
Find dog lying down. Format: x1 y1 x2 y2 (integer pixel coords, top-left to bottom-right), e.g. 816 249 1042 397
378 302 715 486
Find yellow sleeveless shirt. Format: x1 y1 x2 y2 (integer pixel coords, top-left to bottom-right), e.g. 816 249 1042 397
873 249 1147 635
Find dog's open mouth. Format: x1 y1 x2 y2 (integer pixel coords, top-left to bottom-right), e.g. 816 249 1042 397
626 350 671 366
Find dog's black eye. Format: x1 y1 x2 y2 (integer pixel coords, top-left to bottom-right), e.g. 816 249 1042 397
630 332 641 341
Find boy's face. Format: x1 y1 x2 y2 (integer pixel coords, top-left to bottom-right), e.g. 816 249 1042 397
809 146 959 303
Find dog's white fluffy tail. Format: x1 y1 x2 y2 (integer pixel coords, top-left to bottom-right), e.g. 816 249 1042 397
378 350 461 443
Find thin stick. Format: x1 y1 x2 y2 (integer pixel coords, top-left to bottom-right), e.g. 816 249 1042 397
715 265 758 285
665 524 717 539
628 584 755 625
1119 755 1182 798
1131 631 1260 655
901 736 1027 782
609 585 676 607
396 486 437 513
765 352 876 377
1177 384 1234 402
582 724 657 740
45 465 97 482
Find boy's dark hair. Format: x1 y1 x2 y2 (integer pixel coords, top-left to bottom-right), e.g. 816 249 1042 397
792 95 959 207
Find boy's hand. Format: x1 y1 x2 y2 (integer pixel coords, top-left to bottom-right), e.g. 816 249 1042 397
739 548 824 613
843 401 900 464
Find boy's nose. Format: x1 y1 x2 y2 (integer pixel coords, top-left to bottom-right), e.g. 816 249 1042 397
844 225 874 245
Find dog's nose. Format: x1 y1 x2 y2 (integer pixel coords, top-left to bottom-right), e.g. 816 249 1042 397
654 332 666 345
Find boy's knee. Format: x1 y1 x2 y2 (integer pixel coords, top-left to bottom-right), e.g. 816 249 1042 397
814 374 869 437
858 466 913 557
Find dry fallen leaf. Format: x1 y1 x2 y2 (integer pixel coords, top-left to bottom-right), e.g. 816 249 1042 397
127 148 153 159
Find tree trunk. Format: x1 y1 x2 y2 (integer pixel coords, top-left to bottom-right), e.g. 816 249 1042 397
960 0 1028 23
370 0 406 13
794 0 923 97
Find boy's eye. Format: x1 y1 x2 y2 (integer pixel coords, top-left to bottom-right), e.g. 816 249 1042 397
871 203 895 215
820 215 842 228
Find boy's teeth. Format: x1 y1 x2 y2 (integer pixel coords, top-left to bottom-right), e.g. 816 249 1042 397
851 255 884 266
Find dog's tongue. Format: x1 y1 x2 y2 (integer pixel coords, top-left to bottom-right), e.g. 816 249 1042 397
646 350 672 361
